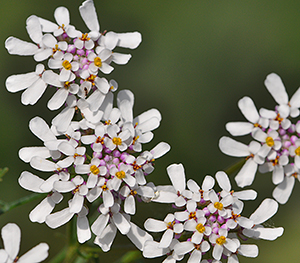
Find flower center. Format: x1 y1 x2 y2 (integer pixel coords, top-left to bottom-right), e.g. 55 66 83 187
214 202 223 210
101 182 108 191
216 236 226 245
189 211 197 220
116 170 126 179
112 137 122 145
196 223 205 233
90 165 100 175
295 146 300 156
81 33 90 41
167 221 175 230
96 136 104 144
62 60 72 70
94 57 102 67
266 136 274 147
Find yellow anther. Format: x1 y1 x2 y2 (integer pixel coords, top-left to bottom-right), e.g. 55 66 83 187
90 165 100 175
189 211 197 220
64 81 70 89
112 137 122 145
94 57 102 67
96 136 104 144
167 221 175 229
132 136 139 145
214 202 223 210
62 60 72 70
253 123 262 128
130 190 137 196
116 171 126 179
105 120 111 125
266 136 274 147
216 236 226 245
101 182 108 191
196 223 205 233
81 33 90 41
295 146 300 156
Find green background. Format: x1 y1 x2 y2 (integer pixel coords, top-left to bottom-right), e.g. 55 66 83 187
1 0 300 262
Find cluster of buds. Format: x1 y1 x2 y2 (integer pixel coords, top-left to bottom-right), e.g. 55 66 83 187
220 73 300 204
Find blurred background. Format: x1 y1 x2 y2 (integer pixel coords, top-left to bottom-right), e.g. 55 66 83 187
1 0 300 262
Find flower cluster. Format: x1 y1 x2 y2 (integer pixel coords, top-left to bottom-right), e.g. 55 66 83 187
6 0 170 252
143 164 283 263
219 73 300 204
5 0 141 133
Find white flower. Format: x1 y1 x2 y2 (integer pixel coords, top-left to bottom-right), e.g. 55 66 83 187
209 228 238 261
226 96 268 136
5 64 48 106
219 136 264 187
144 213 183 248
264 73 300 118
0 223 49 263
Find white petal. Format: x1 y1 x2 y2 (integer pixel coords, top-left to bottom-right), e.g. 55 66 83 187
112 213 131 235
167 163 185 192
235 159 258 188
226 122 253 136
94 224 117 252
5 36 38 55
79 0 100 32
272 176 295 204
77 216 91 243
1 223 20 259
126 222 153 251
238 96 259 123
250 198 278 224
216 171 231 192
46 207 74 228
116 32 142 49
264 73 288 105
18 243 49 263
6 72 38 92
219 137 249 157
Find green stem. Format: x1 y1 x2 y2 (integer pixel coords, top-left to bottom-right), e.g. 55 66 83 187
48 247 67 263
0 193 47 216
224 159 246 176
0 167 9 181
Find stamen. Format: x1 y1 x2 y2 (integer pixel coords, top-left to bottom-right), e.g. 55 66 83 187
115 171 126 179
90 165 100 175
112 137 122 145
295 146 300 156
214 202 223 210
94 57 102 67
216 236 226 245
62 60 72 70
266 136 274 147
196 223 205 233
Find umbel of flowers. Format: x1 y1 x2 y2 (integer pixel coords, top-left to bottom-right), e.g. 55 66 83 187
142 164 283 263
5 0 173 250
1 0 285 262
219 73 300 204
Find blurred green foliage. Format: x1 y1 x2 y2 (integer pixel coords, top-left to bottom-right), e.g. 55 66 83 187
1 0 300 262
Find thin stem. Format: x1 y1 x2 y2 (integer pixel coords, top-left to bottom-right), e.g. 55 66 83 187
0 167 9 181
224 159 246 176
0 193 47 216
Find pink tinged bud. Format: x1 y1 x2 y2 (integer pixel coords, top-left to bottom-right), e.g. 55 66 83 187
120 153 128 162
86 50 92 56
283 141 291 148
217 216 225 224
288 124 296 133
213 227 219 234
203 207 210 216
220 223 227 229
104 155 111 162
99 159 106 166
77 49 85 56
291 135 298 144
210 215 216 222
113 150 121 157
67 45 76 53
278 128 286 136
112 158 119 164
282 149 289 155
